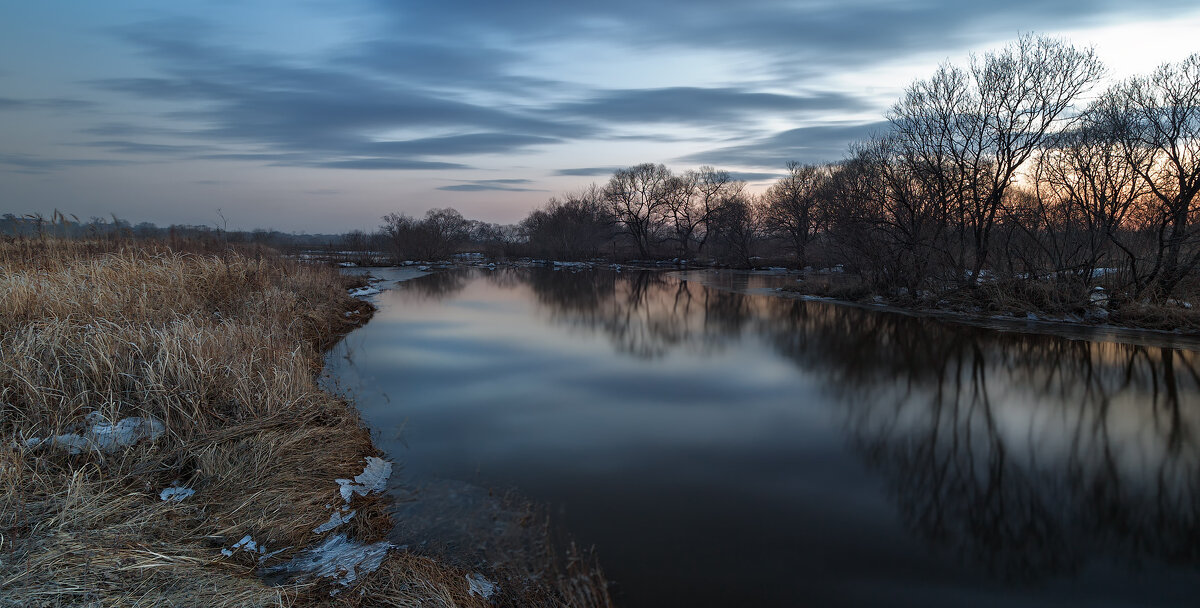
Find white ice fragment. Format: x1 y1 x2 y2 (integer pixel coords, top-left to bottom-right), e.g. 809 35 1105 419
159 486 195 502
221 534 269 558
232 535 259 553
1026 312 1039 321
265 534 391 588
24 414 165 455
417 265 431 271
338 262 357 267
314 509 356 533
466 573 498 599
335 457 392 503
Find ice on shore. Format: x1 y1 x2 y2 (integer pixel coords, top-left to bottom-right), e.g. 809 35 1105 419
23 413 165 454
335 456 392 502
348 286 382 298
222 534 268 557
159 485 195 502
313 508 356 533
467 572 498 599
264 534 391 588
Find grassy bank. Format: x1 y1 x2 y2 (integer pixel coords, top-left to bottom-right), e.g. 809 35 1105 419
0 240 609 607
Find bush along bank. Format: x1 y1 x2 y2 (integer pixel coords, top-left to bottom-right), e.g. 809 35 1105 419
0 239 610 607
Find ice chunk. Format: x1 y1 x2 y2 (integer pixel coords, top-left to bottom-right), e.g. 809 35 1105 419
335 457 392 502
23 413 165 455
222 534 268 558
348 286 382 298
313 509 356 533
232 535 261 553
159 486 195 502
467 573 498 599
264 534 391 588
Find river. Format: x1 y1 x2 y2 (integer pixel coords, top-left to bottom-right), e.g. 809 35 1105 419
326 266 1200 607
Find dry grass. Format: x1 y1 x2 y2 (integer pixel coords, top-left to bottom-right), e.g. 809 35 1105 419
0 239 611 607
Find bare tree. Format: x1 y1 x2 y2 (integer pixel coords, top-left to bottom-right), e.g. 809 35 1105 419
1097 53 1200 297
380 207 470 261
706 191 760 267
888 34 1104 284
662 166 742 259
522 185 615 260
1030 117 1151 290
603 163 673 258
762 161 830 268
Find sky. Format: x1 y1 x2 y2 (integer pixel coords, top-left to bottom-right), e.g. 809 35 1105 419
1 1 1198 233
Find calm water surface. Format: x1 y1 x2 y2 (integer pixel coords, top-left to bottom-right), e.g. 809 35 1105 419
326 267 1200 607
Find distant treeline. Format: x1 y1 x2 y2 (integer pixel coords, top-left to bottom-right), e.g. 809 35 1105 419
0 211 342 252
367 35 1200 307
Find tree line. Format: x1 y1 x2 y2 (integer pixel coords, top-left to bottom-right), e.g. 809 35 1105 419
367 35 1200 307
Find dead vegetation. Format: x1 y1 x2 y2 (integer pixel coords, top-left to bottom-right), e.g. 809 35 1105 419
0 239 611 607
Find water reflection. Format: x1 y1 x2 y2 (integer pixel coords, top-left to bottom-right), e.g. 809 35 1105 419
395 268 1200 586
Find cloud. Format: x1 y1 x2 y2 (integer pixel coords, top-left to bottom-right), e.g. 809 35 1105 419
726 171 782 182
0 96 96 112
474 178 535 184
551 88 870 126
437 179 547 192
553 167 622 177
338 39 563 95
679 121 889 168
76 140 214 156
0 153 131 173
307 159 470 170
83 15 889 176
367 0 1188 80
85 19 591 171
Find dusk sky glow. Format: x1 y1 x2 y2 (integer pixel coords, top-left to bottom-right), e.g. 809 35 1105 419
2 1 1198 232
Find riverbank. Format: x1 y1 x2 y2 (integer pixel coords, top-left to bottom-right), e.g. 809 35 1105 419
346 253 1200 338
0 240 608 607
770 270 1200 339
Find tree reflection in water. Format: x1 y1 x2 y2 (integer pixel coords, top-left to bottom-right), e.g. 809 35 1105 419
397 268 1200 583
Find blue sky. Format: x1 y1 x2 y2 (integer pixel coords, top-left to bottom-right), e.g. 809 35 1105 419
2 1 1198 232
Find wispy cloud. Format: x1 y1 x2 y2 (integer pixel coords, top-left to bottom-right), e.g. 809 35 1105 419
680 121 889 168
553 167 623 177
0 153 132 174
437 178 547 192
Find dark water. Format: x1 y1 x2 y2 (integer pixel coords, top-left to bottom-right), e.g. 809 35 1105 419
326 267 1200 607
